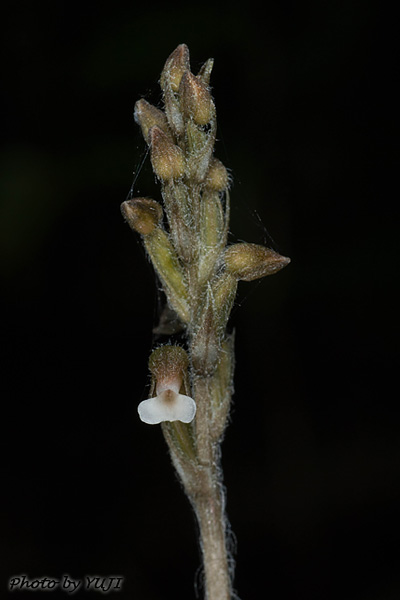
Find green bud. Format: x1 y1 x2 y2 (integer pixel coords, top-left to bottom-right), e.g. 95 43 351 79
149 126 186 181
224 243 290 281
205 158 229 191
121 198 163 235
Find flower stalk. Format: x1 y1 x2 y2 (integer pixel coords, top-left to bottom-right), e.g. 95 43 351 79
122 44 290 600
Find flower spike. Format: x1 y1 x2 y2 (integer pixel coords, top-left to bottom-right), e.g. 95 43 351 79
124 44 290 600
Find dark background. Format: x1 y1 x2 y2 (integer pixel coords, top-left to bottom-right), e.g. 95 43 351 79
1 1 398 599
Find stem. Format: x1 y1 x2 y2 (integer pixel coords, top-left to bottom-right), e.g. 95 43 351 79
193 376 212 466
195 472 230 600
192 376 231 600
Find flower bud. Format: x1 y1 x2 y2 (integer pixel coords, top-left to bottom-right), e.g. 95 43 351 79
134 99 173 143
179 71 214 125
160 43 190 93
205 158 229 191
121 198 163 235
224 243 291 281
149 126 186 181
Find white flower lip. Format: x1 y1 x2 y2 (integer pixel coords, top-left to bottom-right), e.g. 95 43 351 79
138 389 196 425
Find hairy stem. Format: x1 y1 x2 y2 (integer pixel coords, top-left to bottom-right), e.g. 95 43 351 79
191 376 231 599
195 475 230 600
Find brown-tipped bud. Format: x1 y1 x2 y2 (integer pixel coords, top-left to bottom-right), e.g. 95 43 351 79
121 198 163 236
197 58 214 86
160 44 190 93
149 126 186 181
205 158 229 191
224 243 291 281
134 99 172 143
179 71 214 125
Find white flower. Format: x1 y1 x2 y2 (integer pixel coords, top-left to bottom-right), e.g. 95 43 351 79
138 376 196 425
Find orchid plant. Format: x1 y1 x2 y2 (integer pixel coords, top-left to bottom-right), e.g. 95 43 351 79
121 44 290 600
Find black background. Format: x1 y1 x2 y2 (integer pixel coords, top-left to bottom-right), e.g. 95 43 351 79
1 1 398 599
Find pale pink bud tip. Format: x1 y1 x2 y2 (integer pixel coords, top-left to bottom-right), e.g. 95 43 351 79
138 391 196 425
